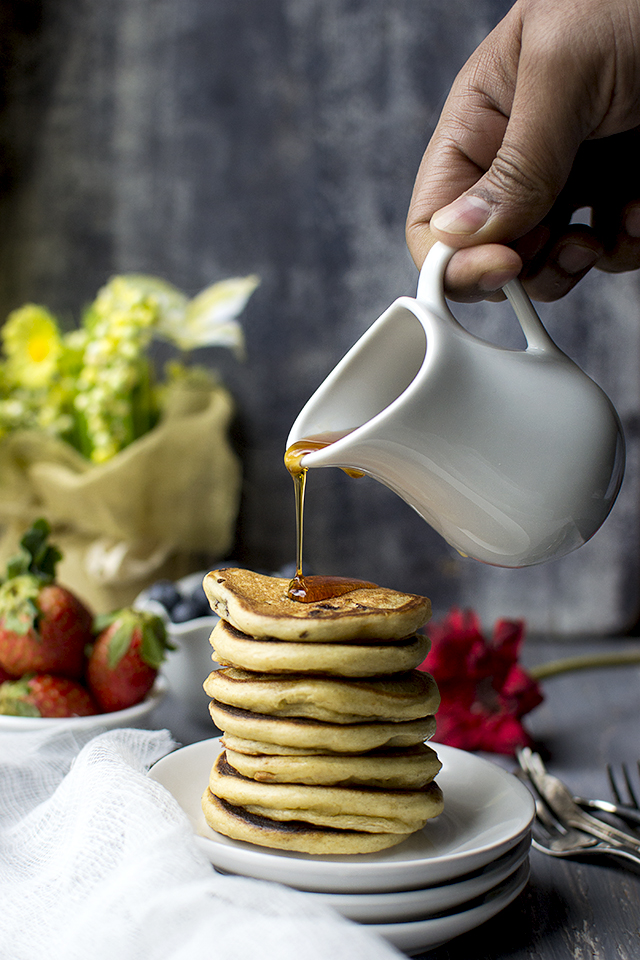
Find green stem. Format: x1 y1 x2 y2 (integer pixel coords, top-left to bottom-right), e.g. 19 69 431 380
529 649 640 681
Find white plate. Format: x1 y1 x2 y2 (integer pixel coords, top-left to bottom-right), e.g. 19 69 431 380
373 859 530 955
0 676 167 731
149 738 534 893
296 837 530 923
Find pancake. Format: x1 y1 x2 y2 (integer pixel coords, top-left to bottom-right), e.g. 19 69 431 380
220 735 330 756
201 790 412 854
203 568 432 641
208 700 438 752
210 619 431 676
210 751 444 833
224 742 442 788
204 667 440 723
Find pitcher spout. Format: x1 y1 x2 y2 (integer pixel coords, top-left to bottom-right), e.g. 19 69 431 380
286 296 431 469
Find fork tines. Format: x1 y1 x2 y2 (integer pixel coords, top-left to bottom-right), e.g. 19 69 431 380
607 762 640 811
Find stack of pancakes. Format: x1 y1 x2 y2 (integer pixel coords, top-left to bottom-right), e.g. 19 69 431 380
200 568 443 855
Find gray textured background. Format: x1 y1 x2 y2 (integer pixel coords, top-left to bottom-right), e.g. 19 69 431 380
1 0 638 634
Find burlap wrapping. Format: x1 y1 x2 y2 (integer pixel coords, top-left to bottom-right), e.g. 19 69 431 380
0 381 242 613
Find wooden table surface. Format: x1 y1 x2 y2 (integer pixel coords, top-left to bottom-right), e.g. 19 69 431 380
153 636 640 959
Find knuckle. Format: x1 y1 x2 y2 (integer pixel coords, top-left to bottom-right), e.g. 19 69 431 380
483 146 557 212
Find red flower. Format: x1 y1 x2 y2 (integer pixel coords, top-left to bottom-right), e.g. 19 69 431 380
418 608 544 755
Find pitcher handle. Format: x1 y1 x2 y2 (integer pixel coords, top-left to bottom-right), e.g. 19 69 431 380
416 242 563 355
415 242 455 316
502 279 562 354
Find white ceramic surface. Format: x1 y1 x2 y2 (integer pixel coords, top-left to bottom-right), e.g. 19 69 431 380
0 675 167 731
287 242 625 567
148 739 534 893
298 837 530 922
372 860 530 955
135 571 218 721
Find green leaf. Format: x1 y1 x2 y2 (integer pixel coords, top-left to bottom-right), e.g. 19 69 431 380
21 518 50 558
101 608 173 670
0 677 40 717
2 607 34 635
106 622 135 670
93 610 122 634
0 576 41 634
5 551 31 580
140 617 169 669
0 697 40 718
5 519 62 584
149 612 175 651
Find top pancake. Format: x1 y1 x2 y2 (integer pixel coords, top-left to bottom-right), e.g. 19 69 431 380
203 568 432 641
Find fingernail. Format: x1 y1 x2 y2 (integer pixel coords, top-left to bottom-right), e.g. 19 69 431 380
624 204 640 238
556 244 599 275
478 267 520 292
431 196 491 235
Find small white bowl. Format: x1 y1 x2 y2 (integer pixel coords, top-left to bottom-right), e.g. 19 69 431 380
134 572 218 721
0 676 167 731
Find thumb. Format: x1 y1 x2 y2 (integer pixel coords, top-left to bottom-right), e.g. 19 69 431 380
429 121 579 246
430 31 596 247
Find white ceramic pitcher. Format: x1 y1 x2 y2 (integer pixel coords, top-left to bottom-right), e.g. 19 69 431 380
286 242 625 567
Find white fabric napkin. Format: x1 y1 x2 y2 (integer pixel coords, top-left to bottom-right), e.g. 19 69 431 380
0 727 403 960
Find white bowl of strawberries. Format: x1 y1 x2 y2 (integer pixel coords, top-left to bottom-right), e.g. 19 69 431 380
0 521 170 730
0 676 168 731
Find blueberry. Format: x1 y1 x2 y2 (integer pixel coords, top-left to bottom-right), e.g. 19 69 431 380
189 581 211 617
147 579 182 612
171 598 204 623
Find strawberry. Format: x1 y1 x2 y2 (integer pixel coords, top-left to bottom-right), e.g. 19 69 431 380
0 673 98 718
0 520 93 679
86 608 172 712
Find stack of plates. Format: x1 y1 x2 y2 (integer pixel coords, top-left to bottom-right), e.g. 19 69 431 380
150 740 534 955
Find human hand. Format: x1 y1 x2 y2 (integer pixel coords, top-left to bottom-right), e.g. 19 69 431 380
406 0 640 302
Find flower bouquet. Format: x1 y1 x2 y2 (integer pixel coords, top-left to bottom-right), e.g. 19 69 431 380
419 607 640 756
418 608 544 756
0 273 259 612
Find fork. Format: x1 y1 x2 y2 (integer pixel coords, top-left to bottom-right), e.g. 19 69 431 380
607 762 640 825
517 748 640 853
575 793 640 828
531 797 640 866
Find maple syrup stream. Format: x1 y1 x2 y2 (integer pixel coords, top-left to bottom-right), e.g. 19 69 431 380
284 434 375 602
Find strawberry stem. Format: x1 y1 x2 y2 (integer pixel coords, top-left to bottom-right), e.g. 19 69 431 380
0 575 42 634
4 519 62 584
93 608 174 670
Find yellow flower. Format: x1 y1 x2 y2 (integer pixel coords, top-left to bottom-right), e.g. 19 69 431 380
0 269 255 461
89 275 186 335
2 305 63 388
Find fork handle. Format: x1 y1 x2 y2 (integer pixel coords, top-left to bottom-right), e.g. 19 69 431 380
600 844 640 867
578 798 640 828
566 812 640 853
